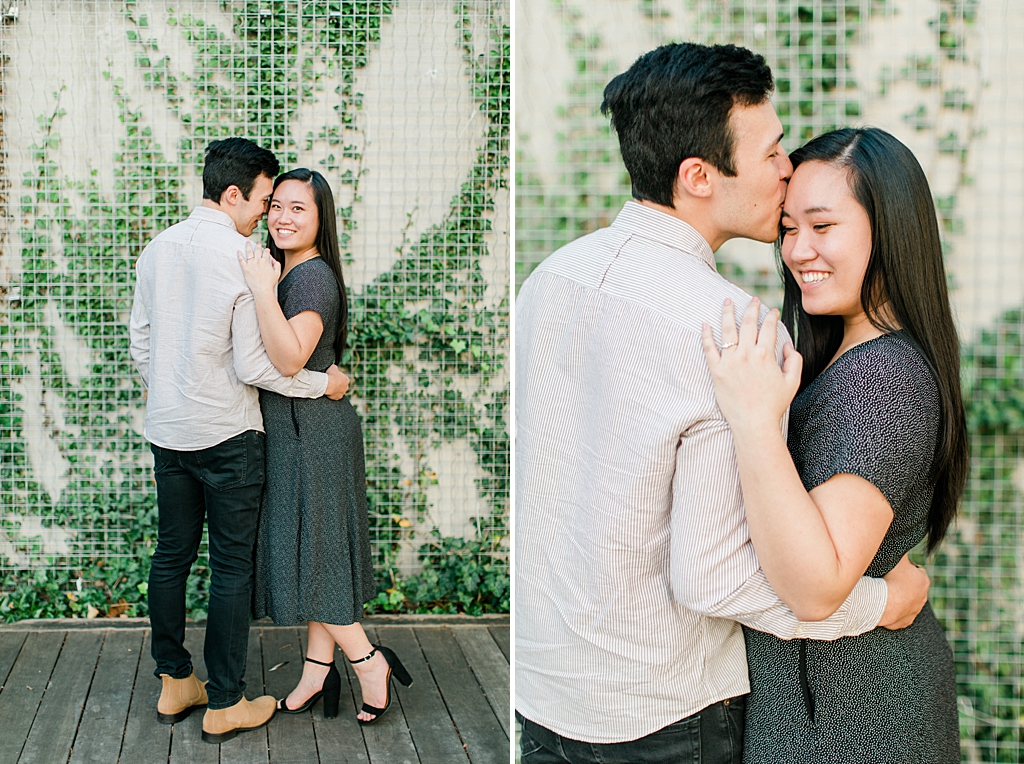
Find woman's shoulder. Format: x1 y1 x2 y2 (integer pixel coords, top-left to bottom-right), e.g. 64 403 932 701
285 258 340 299
813 332 939 419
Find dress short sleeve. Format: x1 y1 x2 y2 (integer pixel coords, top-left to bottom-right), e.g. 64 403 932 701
788 335 940 513
280 258 340 326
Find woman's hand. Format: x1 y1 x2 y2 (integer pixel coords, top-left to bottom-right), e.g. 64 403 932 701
700 297 803 432
237 240 281 298
879 554 930 630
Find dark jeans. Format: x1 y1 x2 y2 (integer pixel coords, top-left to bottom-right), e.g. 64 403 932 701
148 430 265 710
517 696 745 764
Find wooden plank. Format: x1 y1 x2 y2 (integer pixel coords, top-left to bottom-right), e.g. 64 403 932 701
0 631 27 690
416 627 509 764
307 641 370 764
452 628 510 737
488 626 509 663
0 615 508 631
219 625 270 764
351 626 421 764
18 630 104 764
120 630 172 764
0 619 152 632
68 629 143 764
260 626 319 764
168 627 217 764
0 631 64 764
374 626 468 763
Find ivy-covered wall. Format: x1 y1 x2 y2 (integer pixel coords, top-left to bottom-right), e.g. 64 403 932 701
0 0 509 619
516 1 1021 761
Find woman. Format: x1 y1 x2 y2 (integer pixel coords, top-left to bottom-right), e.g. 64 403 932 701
701 128 968 762
238 168 412 724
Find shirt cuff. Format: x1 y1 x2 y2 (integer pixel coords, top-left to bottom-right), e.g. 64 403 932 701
840 575 888 635
311 370 329 398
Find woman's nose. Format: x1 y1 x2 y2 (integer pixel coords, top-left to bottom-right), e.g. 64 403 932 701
787 232 816 262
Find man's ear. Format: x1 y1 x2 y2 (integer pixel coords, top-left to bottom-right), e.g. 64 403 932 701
675 157 713 200
220 184 242 207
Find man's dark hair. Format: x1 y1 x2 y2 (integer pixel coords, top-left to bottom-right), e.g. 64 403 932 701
600 43 774 207
202 137 280 202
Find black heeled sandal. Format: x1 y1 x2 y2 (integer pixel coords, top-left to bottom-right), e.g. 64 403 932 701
278 656 342 718
349 644 413 725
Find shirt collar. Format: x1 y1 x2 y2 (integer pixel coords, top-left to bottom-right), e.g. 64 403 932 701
610 200 716 271
189 205 239 231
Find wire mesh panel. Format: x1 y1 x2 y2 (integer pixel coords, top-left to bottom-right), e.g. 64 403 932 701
515 1 1022 760
0 0 510 617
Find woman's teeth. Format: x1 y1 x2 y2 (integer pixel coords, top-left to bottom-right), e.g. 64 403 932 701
802 272 831 283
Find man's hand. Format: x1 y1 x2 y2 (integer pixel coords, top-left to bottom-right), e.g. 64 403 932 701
878 554 929 630
325 364 350 400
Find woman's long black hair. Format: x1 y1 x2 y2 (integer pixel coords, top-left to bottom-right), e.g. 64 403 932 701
266 168 348 361
779 127 968 552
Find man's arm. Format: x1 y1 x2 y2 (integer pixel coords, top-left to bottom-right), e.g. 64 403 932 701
129 275 150 388
231 290 348 399
670 418 927 640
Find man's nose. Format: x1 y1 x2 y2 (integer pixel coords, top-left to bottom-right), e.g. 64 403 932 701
779 151 794 180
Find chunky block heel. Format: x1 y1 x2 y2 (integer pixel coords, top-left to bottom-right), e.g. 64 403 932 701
278 656 341 717
350 643 414 725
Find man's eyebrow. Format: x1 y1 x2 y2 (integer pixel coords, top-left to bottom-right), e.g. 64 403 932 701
766 132 784 153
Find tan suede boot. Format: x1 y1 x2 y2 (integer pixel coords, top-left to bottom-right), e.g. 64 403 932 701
201 695 277 744
156 671 208 724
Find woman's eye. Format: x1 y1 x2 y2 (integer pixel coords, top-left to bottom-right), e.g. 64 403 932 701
813 223 832 231
781 226 796 236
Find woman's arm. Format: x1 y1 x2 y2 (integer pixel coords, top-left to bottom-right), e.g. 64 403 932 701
701 298 893 621
238 243 324 376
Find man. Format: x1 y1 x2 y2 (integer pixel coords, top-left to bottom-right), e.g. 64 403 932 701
130 137 349 744
514 43 930 761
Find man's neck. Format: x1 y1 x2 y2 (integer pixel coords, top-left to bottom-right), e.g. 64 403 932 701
635 198 724 252
200 199 239 232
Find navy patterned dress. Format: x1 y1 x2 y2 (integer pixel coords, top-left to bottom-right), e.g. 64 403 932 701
252 257 375 626
743 332 959 763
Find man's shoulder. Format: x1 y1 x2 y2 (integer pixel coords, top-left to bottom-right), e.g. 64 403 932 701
531 225 631 287
148 213 246 251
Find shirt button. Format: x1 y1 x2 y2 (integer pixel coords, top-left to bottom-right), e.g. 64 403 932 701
795 624 804 635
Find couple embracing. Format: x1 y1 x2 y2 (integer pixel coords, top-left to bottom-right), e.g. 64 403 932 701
129 138 411 744
515 43 967 763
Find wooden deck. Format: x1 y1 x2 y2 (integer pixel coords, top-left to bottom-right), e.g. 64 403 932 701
0 615 510 764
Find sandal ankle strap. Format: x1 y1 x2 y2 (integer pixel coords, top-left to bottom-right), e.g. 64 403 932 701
304 656 335 667
349 647 378 666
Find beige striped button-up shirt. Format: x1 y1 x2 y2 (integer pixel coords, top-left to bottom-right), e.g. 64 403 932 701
515 201 888 743
130 206 328 450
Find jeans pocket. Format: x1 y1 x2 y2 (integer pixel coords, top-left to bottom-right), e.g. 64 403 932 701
199 432 251 490
725 696 747 764
596 716 700 764
520 737 545 759
519 724 548 760
151 444 175 475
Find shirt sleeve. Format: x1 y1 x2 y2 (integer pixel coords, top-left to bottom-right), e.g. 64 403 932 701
281 262 339 325
129 265 150 388
669 417 888 642
800 349 939 513
231 289 328 398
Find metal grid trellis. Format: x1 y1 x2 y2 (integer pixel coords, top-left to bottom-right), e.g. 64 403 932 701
515 1 1023 760
0 0 510 612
